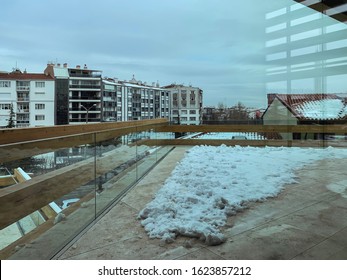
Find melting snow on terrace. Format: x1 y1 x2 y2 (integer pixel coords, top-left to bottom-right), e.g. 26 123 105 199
139 145 347 245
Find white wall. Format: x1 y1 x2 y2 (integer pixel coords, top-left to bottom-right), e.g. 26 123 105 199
29 80 55 126
0 80 17 127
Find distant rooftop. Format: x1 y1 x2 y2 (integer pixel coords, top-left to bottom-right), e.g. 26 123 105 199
0 69 54 80
268 93 347 120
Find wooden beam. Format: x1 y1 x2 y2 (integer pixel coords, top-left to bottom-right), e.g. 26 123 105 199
0 121 168 164
0 176 16 187
294 0 347 23
155 124 347 134
0 118 168 145
0 145 149 230
139 139 347 148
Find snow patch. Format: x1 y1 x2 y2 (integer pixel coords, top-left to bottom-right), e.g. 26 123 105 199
139 145 347 245
326 180 347 199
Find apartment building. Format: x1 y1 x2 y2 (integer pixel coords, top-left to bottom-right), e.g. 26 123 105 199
102 76 170 122
122 76 170 121
0 69 55 127
1 64 202 127
163 84 203 125
102 78 123 121
45 63 102 124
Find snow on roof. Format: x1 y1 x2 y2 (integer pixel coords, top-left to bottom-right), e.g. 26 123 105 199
270 94 347 120
139 145 347 245
123 82 162 90
296 99 347 120
103 79 122 86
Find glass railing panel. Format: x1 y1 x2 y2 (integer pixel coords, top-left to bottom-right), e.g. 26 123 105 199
93 134 138 215
0 137 98 259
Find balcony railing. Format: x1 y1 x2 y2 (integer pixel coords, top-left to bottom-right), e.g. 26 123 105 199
17 97 30 102
70 85 101 89
0 121 346 259
16 86 30 91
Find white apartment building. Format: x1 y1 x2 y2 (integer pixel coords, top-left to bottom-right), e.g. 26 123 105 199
0 69 55 127
102 78 123 121
163 84 203 125
102 76 170 122
1 64 203 127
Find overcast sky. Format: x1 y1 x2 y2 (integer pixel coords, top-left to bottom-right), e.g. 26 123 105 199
1 0 346 108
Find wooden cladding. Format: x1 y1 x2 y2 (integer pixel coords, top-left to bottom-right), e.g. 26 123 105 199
1 123 346 164
0 118 169 145
0 119 169 164
0 146 149 230
138 139 347 148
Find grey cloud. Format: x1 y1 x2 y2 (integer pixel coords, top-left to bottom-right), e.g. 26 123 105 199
0 0 307 108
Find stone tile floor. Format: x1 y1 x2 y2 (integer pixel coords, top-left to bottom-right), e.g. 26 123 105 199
58 146 347 260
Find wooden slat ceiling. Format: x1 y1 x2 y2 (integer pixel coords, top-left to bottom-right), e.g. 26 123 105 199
294 0 347 23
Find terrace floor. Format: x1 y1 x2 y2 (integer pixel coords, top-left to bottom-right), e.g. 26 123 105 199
50 146 347 260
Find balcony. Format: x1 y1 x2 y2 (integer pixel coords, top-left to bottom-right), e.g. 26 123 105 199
69 86 101 91
69 73 102 78
16 86 30 91
17 109 29 113
0 121 346 260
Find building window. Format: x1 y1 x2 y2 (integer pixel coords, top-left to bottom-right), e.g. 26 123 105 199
18 104 29 112
35 82 45 88
190 92 196 100
0 104 11 110
190 110 196 114
190 117 196 121
0 81 11 87
35 104 45 110
35 115 45 121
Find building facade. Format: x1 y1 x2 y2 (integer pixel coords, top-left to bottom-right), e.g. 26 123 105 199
102 78 123 121
121 76 170 121
0 69 55 127
45 63 102 124
1 64 203 127
163 84 203 125
102 76 170 122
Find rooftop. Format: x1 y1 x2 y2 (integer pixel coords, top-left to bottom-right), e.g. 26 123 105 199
1 121 346 260
5 145 347 260
0 70 54 80
25 147 347 260
268 94 347 120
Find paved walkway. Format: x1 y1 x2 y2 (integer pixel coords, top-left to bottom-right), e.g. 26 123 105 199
58 146 347 260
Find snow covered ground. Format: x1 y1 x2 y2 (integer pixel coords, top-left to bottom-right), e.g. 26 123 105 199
139 145 347 245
